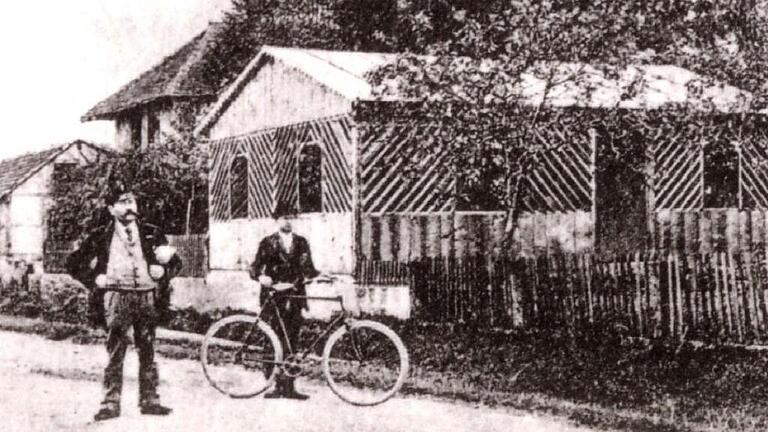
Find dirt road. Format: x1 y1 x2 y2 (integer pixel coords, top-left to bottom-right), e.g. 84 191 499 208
0 330 597 432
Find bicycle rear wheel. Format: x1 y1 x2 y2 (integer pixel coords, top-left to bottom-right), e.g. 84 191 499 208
201 314 283 398
322 320 409 406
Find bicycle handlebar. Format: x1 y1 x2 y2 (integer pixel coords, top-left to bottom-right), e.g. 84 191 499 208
264 275 339 290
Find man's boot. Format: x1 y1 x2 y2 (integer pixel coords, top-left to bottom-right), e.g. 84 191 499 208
93 405 120 421
139 402 172 416
282 379 309 401
264 378 285 399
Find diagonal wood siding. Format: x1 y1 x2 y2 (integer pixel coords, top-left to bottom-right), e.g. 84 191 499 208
209 115 354 221
359 124 454 213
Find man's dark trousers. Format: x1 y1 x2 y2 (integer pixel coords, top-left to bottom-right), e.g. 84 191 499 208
102 290 160 410
260 289 303 379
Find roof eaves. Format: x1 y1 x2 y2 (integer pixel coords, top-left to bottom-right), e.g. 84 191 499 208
81 93 217 122
81 29 213 122
0 140 115 201
0 143 73 201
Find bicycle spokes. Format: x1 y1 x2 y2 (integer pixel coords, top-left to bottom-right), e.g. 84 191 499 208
323 322 408 406
201 317 281 398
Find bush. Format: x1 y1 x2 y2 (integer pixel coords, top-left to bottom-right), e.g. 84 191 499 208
0 276 89 325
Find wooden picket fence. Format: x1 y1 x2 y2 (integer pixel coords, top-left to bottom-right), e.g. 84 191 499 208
356 251 768 343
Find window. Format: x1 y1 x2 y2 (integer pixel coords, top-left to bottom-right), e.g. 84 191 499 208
147 113 160 145
454 172 504 211
129 114 142 148
703 142 739 208
453 148 506 211
298 144 322 213
230 155 249 219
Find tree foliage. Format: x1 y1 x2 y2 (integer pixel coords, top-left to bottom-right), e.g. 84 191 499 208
48 139 209 242
367 0 768 243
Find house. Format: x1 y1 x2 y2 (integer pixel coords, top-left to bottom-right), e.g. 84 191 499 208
195 46 755 284
0 140 108 275
80 23 227 149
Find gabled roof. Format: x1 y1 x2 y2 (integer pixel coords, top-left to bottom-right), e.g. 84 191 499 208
0 141 110 201
196 47 754 136
81 23 226 122
195 46 399 135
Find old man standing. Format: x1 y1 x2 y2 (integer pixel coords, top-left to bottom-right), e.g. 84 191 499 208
67 183 181 421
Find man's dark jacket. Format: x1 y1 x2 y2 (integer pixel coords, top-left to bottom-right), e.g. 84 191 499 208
249 232 319 310
66 221 182 327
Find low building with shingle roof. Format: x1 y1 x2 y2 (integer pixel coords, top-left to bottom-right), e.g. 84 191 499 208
0 141 109 272
81 23 229 149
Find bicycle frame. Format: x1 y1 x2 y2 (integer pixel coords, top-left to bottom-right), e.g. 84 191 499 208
256 289 351 363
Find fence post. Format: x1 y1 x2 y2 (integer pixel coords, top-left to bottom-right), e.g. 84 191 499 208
507 257 525 327
648 250 662 338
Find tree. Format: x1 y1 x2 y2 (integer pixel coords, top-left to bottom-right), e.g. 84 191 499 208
199 0 344 91
47 139 209 242
368 0 768 249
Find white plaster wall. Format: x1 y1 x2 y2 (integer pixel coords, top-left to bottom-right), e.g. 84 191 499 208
156 108 182 142
114 107 180 150
8 144 103 263
114 117 133 150
0 202 10 256
209 60 352 140
209 212 354 274
198 271 410 319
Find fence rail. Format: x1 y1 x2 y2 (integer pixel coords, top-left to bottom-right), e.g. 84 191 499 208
356 251 768 343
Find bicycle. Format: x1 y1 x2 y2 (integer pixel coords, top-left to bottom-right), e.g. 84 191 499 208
200 277 409 406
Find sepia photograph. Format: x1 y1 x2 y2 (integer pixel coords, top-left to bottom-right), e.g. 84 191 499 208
1 1 768 431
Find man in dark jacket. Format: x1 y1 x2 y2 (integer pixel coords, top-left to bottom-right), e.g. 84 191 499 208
250 209 319 400
67 184 182 421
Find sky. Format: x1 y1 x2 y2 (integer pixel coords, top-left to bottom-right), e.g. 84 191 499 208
0 0 233 159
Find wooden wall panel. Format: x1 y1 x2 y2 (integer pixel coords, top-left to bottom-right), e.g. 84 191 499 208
360 210 594 260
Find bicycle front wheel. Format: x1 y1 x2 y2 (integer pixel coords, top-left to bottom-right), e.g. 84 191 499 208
322 320 409 406
201 314 283 398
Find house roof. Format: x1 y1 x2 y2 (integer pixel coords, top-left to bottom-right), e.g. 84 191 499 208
0 141 109 201
81 23 226 122
195 47 754 136
194 46 400 135
513 62 752 112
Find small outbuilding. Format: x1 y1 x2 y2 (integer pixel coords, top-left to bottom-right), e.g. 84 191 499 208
0 140 107 277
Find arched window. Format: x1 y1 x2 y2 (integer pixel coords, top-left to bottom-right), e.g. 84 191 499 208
298 144 322 213
230 155 249 219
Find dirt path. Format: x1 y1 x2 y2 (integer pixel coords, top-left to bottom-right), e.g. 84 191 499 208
0 330 599 432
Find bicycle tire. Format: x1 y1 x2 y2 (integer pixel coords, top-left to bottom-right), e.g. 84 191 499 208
201 314 283 399
322 320 409 406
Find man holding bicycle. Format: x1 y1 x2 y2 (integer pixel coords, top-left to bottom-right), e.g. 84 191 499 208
249 207 319 400
66 181 182 421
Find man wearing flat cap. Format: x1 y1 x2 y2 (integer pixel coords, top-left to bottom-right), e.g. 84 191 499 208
250 206 319 400
67 182 182 421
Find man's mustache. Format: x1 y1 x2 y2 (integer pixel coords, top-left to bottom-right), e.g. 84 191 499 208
125 209 140 217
